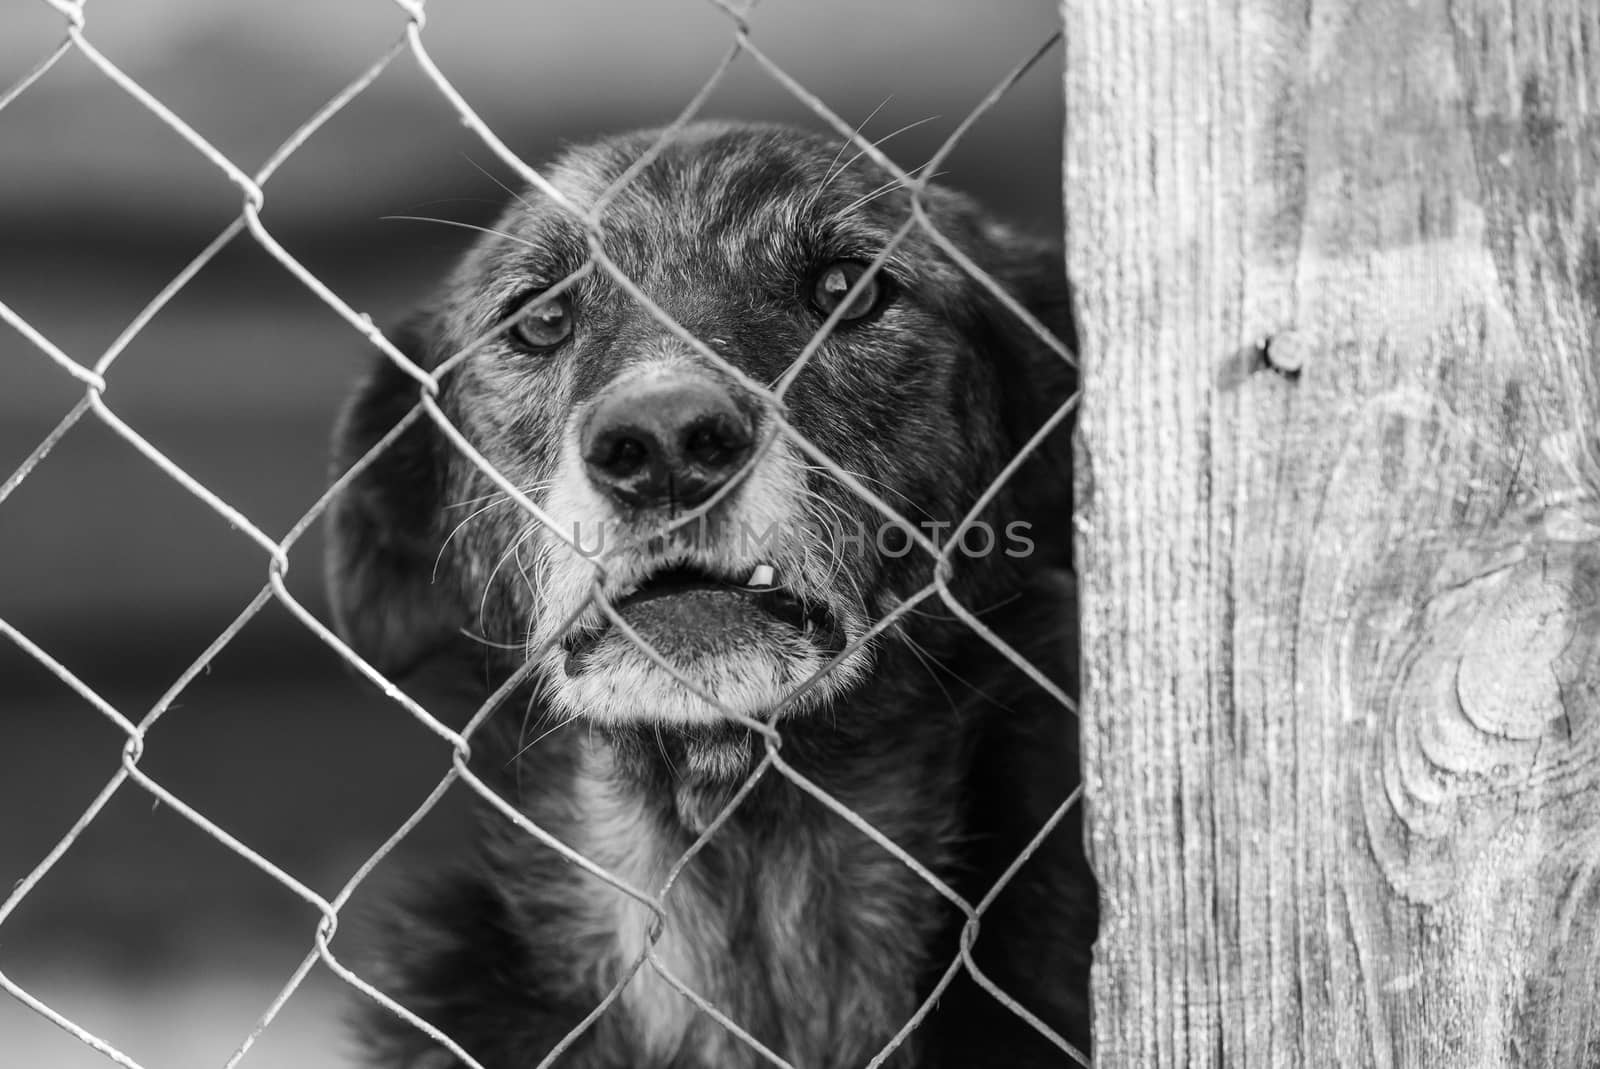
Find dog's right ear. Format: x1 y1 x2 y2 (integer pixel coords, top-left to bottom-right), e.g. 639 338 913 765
325 316 468 678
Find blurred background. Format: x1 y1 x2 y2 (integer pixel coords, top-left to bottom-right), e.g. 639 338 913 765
0 1 1063 1064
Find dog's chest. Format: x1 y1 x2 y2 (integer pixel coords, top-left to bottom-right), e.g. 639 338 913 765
571 750 933 1068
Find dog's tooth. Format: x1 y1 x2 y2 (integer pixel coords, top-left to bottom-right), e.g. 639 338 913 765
747 564 776 588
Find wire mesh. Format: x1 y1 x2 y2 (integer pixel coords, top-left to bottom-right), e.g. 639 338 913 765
0 1 1087 1066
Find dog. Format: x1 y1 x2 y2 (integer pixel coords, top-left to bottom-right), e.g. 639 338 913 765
327 120 1092 1068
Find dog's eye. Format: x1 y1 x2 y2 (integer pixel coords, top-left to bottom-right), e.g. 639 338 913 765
508 292 574 351
811 261 887 322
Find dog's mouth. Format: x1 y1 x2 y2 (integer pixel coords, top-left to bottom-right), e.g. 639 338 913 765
561 563 846 677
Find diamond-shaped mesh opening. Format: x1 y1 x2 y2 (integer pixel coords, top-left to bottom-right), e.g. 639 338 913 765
1 3 1086 1067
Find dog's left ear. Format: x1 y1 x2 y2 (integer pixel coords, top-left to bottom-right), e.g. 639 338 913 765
325 316 469 678
962 219 1080 566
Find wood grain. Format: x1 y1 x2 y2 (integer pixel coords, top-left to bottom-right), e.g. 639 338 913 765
1063 1 1600 1064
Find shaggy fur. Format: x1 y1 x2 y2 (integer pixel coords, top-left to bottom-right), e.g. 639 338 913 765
327 121 1092 1068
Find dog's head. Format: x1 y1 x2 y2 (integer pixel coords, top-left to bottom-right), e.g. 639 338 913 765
327 121 1074 727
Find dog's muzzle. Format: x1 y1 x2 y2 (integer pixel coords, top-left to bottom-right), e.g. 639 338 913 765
560 369 844 681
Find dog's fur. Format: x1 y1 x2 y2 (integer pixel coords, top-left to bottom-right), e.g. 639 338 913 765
327 121 1092 1068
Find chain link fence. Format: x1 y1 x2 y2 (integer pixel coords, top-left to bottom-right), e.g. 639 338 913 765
0 1 1084 1065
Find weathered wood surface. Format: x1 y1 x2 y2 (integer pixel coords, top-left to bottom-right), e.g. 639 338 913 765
1063 1 1600 1065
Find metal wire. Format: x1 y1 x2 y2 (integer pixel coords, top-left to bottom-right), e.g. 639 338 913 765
0 0 1088 1065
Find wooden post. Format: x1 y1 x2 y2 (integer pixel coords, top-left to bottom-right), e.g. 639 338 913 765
1063 1 1600 1064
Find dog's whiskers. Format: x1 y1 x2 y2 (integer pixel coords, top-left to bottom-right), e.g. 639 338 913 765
381 213 545 252
811 114 942 210
897 631 962 722
798 486 860 592
435 480 552 582
509 664 565 769
510 706 583 763
461 152 539 214
652 724 677 774
900 627 1014 716
435 499 506 581
459 627 524 651
901 590 1024 623
804 96 892 212
513 532 542 599
802 463 933 522
478 520 540 632
446 486 525 511
831 163 947 221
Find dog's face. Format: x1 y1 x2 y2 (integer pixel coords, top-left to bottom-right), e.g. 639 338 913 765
329 122 1074 727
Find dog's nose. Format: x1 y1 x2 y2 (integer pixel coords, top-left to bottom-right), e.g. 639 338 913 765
581 374 755 510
